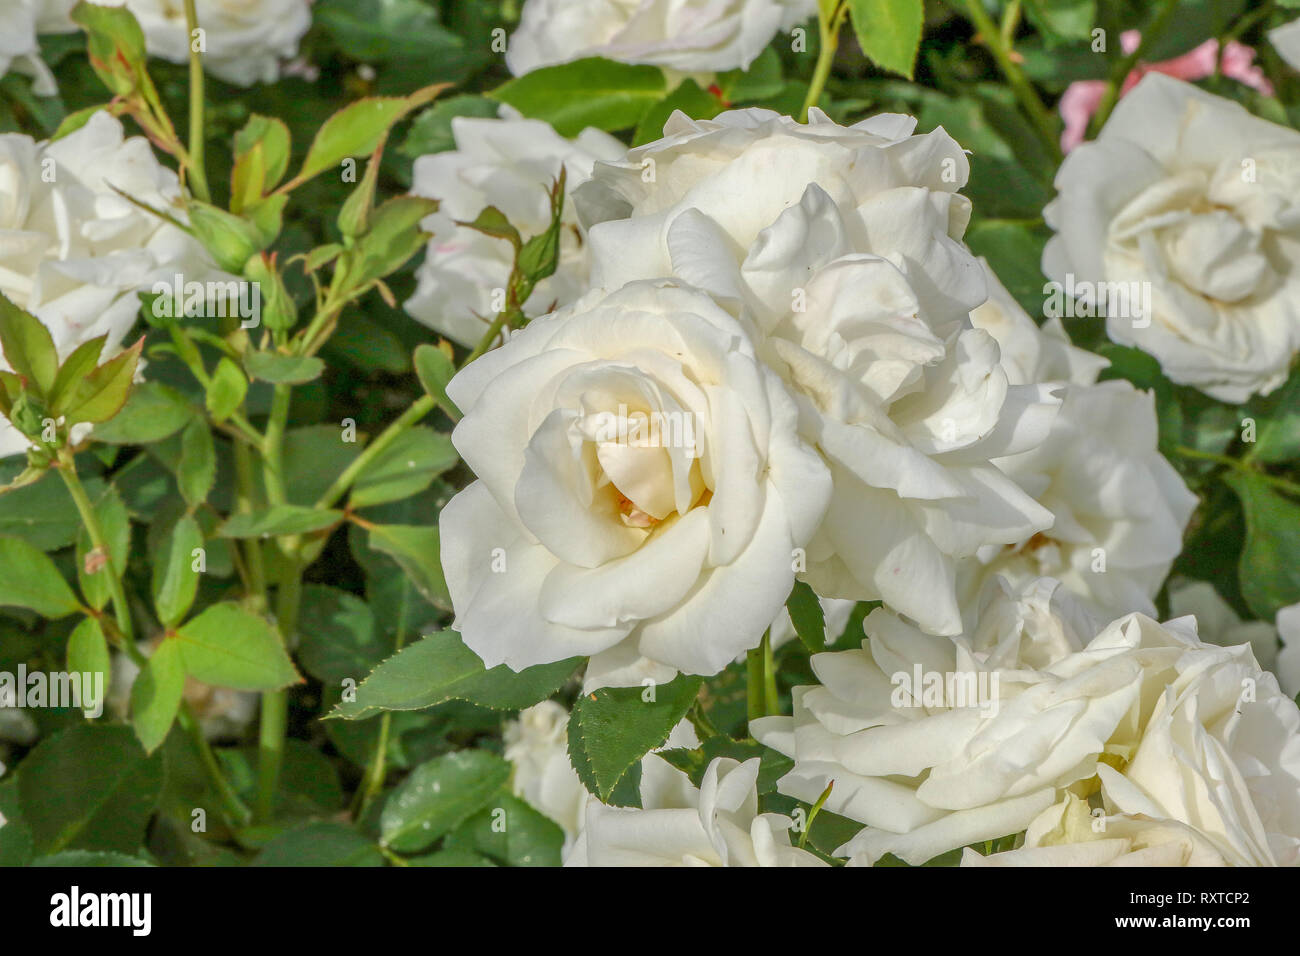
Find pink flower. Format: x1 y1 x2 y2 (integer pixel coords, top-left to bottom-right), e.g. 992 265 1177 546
1059 30 1274 152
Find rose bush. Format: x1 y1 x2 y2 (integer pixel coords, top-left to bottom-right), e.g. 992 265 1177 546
0 0 1297 877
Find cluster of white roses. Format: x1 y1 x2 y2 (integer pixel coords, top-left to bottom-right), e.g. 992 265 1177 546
754 577 1300 867
425 70 1300 866
0 0 313 92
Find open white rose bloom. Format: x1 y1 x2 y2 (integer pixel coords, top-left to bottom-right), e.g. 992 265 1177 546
964 261 1197 620
1044 73 1300 403
574 109 1060 637
754 576 1300 866
0 112 215 457
406 111 624 348
440 280 832 685
506 0 817 76
565 755 825 866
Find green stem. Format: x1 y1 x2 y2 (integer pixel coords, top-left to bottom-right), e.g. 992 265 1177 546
1090 0 1179 134
231 441 268 608
746 630 778 728
61 452 249 825
58 456 131 641
177 706 252 825
182 0 210 203
1175 445 1300 498
315 394 435 510
798 781 834 849
254 383 301 822
957 0 1062 161
801 1 847 122
462 310 519 366
354 593 410 820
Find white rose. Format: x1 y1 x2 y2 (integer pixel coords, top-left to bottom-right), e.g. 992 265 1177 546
564 755 826 866
506 0 816 76
1096 625 1300 866
405 111 624 348
0 112 215 458
960 794 1228 867
578 109 1059 636
1043 73 1300 403
964 261 1197 620
1270 18 1300 72
440 280 831 685
0 0 55 95
71 0 313 86
754 577 1142 866
505 702 700 845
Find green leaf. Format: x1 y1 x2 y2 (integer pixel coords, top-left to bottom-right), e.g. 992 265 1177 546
400 95 499 158
329 630 578 720
296 585 385 684
131 639 186 754
75 483 130 612
1246 369 1300 465
413 344 459 415
367 523 450 608
252 822 384 867
0 472 101 549
847 0 924 79
1224 472 1300 620
568 674 703 801
443 793 565 867
152 514 204 628
316 0 466 64
657 735 793 793
219 504 344 538
205 357 248 425
48 336 108 414
491 58 668 137
61 339 144 427
66 618 111 717
177 417 216 507
244 352 325 385
296 85 447 185
717 47 785 102
786 580 826 652
0 535 81 617
0 293 58 397
232 115 292 210
350 427 458 508
343 195 440 288
173 603 301 691
379 750 511 853
17 725 164 855
90 382 197 445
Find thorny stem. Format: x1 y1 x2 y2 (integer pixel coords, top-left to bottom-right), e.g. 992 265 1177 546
801 1 848 122
315 394 436 510
1175 445 1300 498
182 0 210 203
956 0 1062 161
